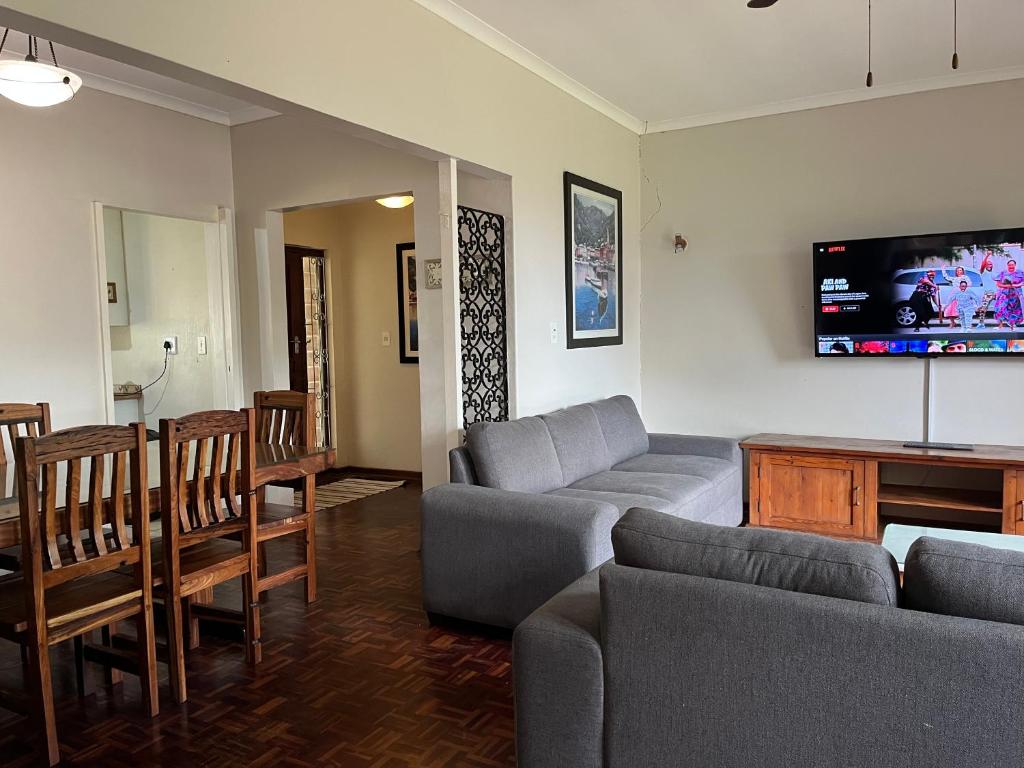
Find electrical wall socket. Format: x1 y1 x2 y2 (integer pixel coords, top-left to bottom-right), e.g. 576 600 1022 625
549 322 559 345
382 331 392 347
163 336 178 355
197 335 207 355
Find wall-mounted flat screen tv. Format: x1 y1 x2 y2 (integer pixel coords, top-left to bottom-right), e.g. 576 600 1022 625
813 228 1024 357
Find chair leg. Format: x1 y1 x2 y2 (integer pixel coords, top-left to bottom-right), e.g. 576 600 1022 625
73 636 86 697
164 590 188 704
303 475 317 604
26 640 59 766
101 623 123 686
257 541 269 603
185 595 200 651
136 603 159 718
243 570 261 665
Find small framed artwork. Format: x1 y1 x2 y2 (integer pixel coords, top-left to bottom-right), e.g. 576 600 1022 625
424 258 443 289
564 172 623 348
107 282 118 303
396 242 418 364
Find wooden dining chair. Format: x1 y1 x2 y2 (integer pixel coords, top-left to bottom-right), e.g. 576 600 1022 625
0 423 158 767
157 408 261 704
0 403 52 560
253 390 318 603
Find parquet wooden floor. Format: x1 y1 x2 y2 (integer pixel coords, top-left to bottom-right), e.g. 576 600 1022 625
0 480 516 767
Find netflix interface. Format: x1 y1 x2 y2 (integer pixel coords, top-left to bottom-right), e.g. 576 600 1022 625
813 228 1024 357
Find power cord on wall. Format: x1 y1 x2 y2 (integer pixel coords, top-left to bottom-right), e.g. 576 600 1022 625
142 341 173 419
140 341 172 392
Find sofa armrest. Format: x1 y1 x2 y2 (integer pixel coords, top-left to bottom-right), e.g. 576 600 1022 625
514 569 603 768
420 484 618 628
647 433 741 465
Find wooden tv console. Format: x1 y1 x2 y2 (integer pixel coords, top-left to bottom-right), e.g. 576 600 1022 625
740 434 1024 541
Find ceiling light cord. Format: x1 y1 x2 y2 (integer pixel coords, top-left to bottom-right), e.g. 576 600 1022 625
0 29 8 56
866 0 873 88
952 0 960 70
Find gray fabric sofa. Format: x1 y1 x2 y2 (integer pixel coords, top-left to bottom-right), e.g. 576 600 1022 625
420 395 741 628
515 508 1024 768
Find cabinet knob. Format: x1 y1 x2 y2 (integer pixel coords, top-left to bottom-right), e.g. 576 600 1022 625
852 486 862 507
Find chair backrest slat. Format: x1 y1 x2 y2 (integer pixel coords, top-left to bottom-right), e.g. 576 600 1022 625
254 390 315 448
192 437 211 527
176 439 192 533
88 454 107 557
41 463 60 570
109 451 129 551
208 435 224 524
224 432 240 518
64 457 86 564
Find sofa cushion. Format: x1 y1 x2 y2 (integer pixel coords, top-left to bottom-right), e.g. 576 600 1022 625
588 396 649 464
904 537 1024 626
541 404 612 485
612 508 901 606
547 488 676 516
569 470 711 509
614 453 737 483
465 417 564 494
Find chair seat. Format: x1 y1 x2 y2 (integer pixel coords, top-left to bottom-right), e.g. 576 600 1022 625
0 571 141 638
150 537 247 591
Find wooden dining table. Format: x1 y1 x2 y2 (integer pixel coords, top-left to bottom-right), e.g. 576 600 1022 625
0 442 335 550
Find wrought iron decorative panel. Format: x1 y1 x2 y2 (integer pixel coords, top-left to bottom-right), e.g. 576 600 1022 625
458 205 509 427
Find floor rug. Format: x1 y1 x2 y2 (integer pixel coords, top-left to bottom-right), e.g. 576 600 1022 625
297 477 405 510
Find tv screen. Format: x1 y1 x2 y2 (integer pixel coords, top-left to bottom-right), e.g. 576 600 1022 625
813 228 1024 357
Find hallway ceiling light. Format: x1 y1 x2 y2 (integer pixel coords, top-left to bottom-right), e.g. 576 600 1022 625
0 29 81 107
376 195 414 209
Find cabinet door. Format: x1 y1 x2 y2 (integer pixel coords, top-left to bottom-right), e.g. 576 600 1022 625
758 455 866 538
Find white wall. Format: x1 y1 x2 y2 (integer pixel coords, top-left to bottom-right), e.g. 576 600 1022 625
5 0 643 426
0 86 233 429
284 200 421 472
639 79 1024 446
109 210 215 426
228 115 447 482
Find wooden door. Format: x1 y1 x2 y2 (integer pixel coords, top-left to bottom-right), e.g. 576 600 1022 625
757 454 866 538
284 246 310 393
1009 471 1024 534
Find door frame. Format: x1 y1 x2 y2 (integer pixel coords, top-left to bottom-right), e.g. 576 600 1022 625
92 202 244 424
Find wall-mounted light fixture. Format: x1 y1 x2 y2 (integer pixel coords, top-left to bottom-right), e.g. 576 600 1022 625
674 233 688 253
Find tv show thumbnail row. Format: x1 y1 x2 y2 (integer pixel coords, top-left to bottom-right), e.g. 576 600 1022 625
818 337 1024 355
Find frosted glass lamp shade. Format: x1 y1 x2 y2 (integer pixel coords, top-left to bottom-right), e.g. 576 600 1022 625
0 58 82 107
375 195 415 209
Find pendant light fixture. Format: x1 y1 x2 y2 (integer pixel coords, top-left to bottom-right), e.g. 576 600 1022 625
865 0 874 88
951 0 960 70
0 29 81 107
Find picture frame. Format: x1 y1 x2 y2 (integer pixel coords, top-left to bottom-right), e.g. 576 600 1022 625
396 242 418 364
564 172 623 348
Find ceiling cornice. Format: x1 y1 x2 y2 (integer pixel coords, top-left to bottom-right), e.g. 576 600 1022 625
411 0 646 134
645 63 1024 134
0 52 278 126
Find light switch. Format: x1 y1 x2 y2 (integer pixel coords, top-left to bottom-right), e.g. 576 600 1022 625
382 331 392 347
550 322 559 345
197 335 208 355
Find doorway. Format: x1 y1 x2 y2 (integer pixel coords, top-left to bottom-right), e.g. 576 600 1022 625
284 245 332 447
282 198 421 474
97 205 241 430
